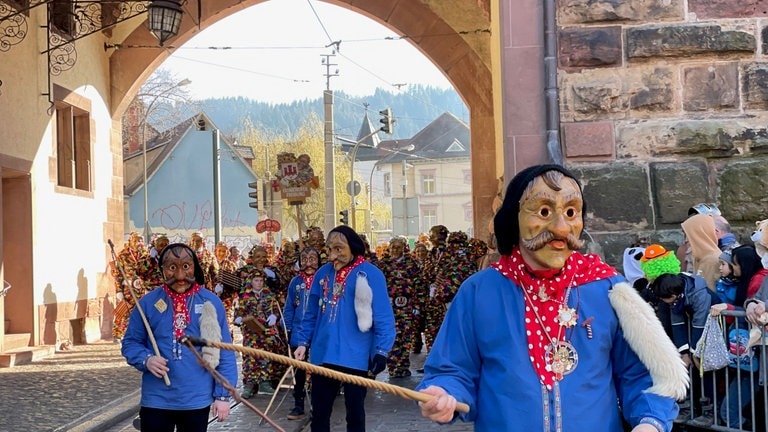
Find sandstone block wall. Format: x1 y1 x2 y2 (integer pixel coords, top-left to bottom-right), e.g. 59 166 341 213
557 0 768 266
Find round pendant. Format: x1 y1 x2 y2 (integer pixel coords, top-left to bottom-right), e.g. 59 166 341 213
174 312 187 330
545 340 578 379
556 306 578 328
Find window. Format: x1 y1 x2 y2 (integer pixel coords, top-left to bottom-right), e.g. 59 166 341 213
51 0 75 35
383 172 391 196
56 99 92 192
421 172 435 195
446 139 465 152
422 207 437 231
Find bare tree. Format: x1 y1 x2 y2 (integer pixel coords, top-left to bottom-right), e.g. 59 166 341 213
121 68 196 156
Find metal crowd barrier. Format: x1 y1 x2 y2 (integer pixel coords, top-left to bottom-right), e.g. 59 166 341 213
674 309 767 432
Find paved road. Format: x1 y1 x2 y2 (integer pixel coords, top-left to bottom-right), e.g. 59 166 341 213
0 337 702 432
205 369 474 432
0 341 141 432
0 336 473 432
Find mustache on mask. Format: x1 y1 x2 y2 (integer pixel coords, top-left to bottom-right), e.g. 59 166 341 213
165 276 197 286
521 231 585 251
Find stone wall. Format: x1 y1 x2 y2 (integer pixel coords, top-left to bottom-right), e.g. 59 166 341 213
557 0 768 267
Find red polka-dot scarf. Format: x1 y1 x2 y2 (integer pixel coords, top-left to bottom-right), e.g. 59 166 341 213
163 284 202 341
491 247 617 389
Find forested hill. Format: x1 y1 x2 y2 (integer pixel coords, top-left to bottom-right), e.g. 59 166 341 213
195 85 467 140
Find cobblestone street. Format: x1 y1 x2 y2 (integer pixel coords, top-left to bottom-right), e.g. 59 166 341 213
0 341 140 432
0 336 474 432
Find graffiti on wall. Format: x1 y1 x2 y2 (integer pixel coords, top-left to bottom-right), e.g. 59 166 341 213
152 200 248 232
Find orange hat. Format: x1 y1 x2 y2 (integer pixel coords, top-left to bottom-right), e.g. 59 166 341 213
641 244 671 262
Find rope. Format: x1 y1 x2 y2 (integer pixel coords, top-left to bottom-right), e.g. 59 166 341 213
181 338 286 432
182 336 469 413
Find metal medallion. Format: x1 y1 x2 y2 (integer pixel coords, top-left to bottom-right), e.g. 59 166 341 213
556 305 578 328
545 340 578 380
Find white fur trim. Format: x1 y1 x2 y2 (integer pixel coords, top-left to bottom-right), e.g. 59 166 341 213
354 272 373 332
609 282 689 400
200 301 221 369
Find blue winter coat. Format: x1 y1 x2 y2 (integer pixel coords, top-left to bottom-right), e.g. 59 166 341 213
121 286 238 410
296 261 395 371
417 269 678 431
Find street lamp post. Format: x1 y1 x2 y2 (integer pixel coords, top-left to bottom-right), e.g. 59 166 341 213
349 140 362 229
367 145 414 239
401 159 408 236
140 78 191 244
338 130 381 230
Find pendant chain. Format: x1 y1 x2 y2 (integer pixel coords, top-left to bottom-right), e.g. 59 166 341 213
521 284 573 347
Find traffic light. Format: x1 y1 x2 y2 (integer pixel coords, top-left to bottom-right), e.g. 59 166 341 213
339 209 349 225
248 181 259 209
379 108 394 134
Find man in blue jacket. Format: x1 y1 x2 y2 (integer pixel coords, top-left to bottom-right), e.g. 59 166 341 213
122 243 237 431
294 225 395 432
417 164 689 432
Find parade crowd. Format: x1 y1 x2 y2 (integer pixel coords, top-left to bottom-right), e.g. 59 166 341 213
110 164 768 432
110 223 494 429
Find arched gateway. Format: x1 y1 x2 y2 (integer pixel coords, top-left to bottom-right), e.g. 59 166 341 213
109 0 501 244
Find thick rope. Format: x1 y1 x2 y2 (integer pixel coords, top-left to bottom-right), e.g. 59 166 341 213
182 336 470 413
181 338 286 432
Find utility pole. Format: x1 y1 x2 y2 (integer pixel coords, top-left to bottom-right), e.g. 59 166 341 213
322 52 339 232
212 129 222 245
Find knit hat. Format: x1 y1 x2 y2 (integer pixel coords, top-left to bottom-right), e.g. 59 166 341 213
639 244 681 281
494 164 584 255
329 225 366 257
719 250 734 265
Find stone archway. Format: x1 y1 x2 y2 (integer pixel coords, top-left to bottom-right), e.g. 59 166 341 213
108 0 498 242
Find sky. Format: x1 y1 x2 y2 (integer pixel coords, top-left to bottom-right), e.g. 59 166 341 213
159 0 453 103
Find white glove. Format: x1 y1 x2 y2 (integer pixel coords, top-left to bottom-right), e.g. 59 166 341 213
214 283 223 294
429 284 437 298
413 308 420 316
149 248 158 259
267 314 277 326
264 268 276 279
234 316 243 325
116 292 124 302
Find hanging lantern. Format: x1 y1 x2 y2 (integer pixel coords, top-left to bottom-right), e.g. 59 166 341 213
148 0 183 46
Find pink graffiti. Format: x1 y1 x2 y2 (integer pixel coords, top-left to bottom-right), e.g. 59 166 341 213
153 200 249 231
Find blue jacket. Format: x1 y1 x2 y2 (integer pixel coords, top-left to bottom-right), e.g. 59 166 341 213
283 273 313 347
296 261 395 371
121 286 238 410
670 273 716 353
417 269 678 432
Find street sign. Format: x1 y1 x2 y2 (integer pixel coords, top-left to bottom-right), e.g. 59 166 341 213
346 180 361 196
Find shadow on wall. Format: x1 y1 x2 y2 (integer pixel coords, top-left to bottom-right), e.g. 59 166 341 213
72 268 88 344
42 283 57 345
101 295 115 340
